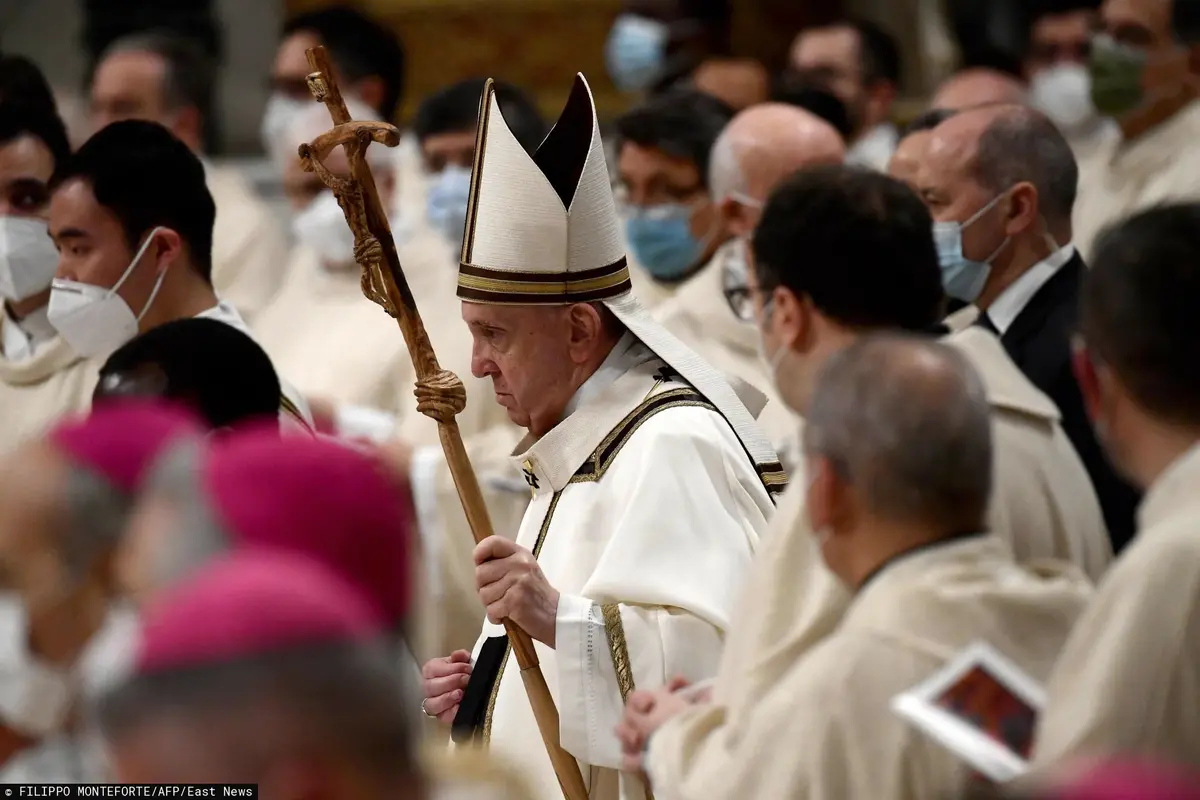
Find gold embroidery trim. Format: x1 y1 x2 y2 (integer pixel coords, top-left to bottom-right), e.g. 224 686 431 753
457 265 632 297
602 603 656 800
481 490 562 745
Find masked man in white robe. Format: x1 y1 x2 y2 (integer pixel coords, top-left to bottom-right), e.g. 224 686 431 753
655 102 846 474
43 120 312 434
1034 203 1200 769
621 333 1091 799
614 164 1111 799
0 96 95 455
418 75 784 800
91 31 289 323
0 402 202 781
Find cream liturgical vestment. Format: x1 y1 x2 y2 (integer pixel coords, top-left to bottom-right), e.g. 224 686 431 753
447 75 785 800
205 164 291 324
647 536 1091 800
0 300 312 454
1034 443 1200 768
645 324 1111 798
0 315 99 454
1073 100 1200 260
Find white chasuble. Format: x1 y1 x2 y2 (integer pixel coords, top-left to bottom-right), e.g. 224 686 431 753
452 338 779 800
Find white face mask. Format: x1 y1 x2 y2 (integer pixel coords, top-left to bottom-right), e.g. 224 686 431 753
47 226 167 358
261 94 310 166
0 216 59 302
1030 64 1099 134
293 191 356 267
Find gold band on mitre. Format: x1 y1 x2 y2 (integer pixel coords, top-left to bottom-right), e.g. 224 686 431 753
456 258 633 305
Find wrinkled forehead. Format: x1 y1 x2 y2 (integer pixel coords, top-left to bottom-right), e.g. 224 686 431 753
461 299 566 330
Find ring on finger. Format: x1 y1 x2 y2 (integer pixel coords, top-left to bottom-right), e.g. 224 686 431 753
421 698 437 719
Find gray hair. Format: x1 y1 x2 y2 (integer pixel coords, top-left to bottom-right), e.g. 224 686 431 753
61 466 134 582
140 438 230 588
803 333 993 533
973 106 1079 225
708 129 749 203
101 30 215 115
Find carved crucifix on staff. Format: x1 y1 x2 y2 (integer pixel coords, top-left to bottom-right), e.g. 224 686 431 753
296 46 588 800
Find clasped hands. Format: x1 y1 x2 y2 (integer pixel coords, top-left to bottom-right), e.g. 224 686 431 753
616 677 711 774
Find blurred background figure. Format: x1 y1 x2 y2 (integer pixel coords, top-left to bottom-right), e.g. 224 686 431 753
1022 1 1112 160
411 79 547 253
255 97 411 441
1071 0 1200 260
93 318 282 432
96 551 422 796
931 66 1028 109
785 18 903 171
0 401 203 779
769 81 854 144
89 31 288 323
604 0 733 96
263 6 406 160
614 88 734 308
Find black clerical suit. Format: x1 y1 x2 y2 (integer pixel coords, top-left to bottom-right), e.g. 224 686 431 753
978 252 1141 554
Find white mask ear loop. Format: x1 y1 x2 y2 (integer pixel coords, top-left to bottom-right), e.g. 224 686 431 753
110 226 168 321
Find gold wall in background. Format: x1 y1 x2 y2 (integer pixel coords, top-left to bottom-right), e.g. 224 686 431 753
283 0 849 123
285 0 625 122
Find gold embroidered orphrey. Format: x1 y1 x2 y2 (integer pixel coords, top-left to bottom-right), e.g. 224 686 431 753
296 46 589 800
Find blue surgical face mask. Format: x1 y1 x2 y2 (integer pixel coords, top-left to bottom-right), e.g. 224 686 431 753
606 14 670 92
426 166 472 246
624 203 707 281
932 192 1011 303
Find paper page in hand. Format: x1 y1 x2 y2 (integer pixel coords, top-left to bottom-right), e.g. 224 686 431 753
890 641 1045 784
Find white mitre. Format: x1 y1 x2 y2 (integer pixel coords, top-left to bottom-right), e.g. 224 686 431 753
457 74 785 492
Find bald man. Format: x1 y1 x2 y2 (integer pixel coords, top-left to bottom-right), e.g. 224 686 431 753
620 334 1090 800
654 103 845 474
930 67 1028 111
917 103 1140 554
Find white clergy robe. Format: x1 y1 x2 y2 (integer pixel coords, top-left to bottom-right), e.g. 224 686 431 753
0 300 312 455
1034 442 1200 768
646 535 1091 800
643 325 1111 797
654 242 801 474
1073 100 1200 260
0 315 101 455
205 163 291 324
454 334 777 800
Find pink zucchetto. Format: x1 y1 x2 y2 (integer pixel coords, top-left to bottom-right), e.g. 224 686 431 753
48 400 205 494
1056 759 1200 799
199 429 414 626
136 550 384 674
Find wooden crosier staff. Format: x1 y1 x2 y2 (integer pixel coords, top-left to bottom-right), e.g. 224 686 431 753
297 47 589 800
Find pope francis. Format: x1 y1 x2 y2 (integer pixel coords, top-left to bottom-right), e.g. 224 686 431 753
419 75 784 800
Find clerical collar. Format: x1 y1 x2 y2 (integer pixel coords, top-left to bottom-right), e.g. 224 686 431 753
560 332 649 419
857 530 988 592
2 304 57 362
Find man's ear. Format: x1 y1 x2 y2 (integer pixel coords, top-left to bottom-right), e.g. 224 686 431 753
1004 181 1040 237
566 303 605 365
172 106 205 152
1071 340 1106 426
771 286 809 353
151 228 185 275
806 454 850 534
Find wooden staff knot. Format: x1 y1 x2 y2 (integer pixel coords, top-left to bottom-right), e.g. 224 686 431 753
414 369 468 423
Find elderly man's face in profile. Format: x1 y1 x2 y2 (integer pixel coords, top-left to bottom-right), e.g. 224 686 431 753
462 301 598 435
